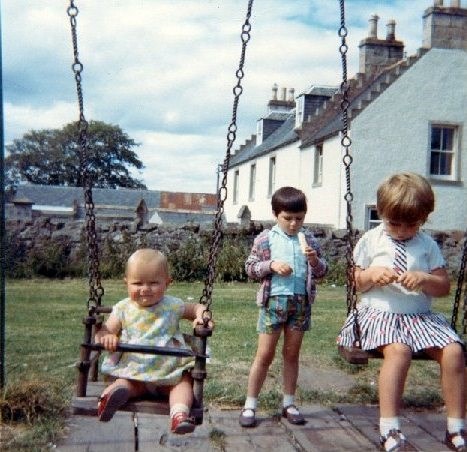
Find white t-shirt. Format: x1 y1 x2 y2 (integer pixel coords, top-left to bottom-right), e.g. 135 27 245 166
354 224 446 314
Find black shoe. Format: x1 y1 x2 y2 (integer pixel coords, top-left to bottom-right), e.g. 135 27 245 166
446 430 466 451
239 408 256 427
282 405 306 425
379 429 406 451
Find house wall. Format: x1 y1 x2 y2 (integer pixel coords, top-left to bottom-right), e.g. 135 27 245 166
350 48 467 231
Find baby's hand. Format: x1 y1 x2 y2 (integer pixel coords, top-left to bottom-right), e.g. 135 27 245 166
97 333 119 352
270 260 293 276
369 266 398 287
397 271 425 292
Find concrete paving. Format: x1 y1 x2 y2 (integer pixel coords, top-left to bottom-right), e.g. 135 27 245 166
55 403 453 451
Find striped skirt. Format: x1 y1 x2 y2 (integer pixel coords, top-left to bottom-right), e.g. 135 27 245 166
337 305 462 352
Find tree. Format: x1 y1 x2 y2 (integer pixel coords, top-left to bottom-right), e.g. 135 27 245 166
5 120 147 189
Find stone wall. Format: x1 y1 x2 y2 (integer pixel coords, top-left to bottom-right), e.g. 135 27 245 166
6 218 466 280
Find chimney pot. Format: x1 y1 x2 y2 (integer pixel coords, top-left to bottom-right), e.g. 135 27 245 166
386 19 396 40
272 83 278 100
288 88 295 102
281 87 287 101
368 14 379 38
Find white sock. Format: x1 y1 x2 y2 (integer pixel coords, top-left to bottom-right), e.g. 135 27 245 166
379 417 400 437
170 403 189 418
242 396 257 416
283 394 295 409
447 417 465 434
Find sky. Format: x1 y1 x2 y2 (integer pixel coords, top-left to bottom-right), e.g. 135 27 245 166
2 0 434 193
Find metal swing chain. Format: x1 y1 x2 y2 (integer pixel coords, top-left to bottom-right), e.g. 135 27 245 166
67 1 104 313
338 0 360 345
451 231 467 337
199 0 254 321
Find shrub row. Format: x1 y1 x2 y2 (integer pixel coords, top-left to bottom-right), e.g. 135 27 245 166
5 229 345 285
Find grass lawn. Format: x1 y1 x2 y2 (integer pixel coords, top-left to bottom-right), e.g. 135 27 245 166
1 278 458 448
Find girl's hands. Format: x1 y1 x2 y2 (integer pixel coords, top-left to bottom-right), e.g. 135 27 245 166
368 266 398 287
397 271 425 292
96 333 119 352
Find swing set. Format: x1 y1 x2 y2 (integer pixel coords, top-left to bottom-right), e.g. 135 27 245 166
67 0 467 439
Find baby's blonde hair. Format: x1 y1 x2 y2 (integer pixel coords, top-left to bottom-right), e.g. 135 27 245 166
377 173 434 224
125 248 169 277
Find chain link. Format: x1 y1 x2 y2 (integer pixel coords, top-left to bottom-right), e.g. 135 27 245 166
198 0 254 322
451 231 467 338
338 0 360 346
67 1 104 313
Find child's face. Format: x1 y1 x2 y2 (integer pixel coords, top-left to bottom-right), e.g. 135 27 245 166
125 260 170 308
275 210 306 236
383 218 421 241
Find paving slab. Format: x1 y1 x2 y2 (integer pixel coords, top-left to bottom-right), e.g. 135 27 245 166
56 403 457 451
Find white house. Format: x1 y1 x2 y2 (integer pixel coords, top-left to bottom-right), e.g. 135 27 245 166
224 0 467 232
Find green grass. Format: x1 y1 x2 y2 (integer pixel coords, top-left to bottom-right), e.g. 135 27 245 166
1 278 459 449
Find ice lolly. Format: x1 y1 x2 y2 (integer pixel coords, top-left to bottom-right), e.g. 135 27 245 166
298 232 307 254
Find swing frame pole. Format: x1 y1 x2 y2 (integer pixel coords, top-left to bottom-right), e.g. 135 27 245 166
0 10 6 390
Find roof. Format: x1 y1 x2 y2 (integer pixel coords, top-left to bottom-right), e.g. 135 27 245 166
13 184 162 209
299 49 430 148
229 115 298 167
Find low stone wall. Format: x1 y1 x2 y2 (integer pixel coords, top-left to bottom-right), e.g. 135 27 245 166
6 218 466 279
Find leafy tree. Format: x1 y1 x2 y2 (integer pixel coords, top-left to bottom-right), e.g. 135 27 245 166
5 120 147 189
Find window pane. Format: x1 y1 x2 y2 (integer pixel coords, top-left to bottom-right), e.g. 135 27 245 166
430 152 440 175
442 128 453 151
439 152 452 175
431 127 441 150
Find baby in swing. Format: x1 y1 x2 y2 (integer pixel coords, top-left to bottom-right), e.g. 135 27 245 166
337 173 465 451
95 248 211 434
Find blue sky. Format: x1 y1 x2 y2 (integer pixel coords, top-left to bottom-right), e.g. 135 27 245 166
2 0 432 192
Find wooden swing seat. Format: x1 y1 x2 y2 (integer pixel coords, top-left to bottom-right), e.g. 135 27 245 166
338 345 467 366
71 327 210 425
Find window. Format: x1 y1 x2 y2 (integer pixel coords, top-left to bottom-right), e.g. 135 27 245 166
313 144 323 185
365 205 381 230
295 95 304 128
256 120 263 145
233 170 239 205
268 157 276 196
430 125 457 179
249 164 256 201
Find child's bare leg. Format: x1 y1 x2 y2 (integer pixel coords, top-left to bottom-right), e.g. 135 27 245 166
379 343 412 417
282 328 304 396
169 373 194 410
102 378 147 399
246 331 282 398
426 343 465 419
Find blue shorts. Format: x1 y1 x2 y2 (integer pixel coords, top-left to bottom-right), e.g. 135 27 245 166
257 295 311 333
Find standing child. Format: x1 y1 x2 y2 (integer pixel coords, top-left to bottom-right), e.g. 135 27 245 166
95 248 211 434
239 186 328 427
337 173 465 452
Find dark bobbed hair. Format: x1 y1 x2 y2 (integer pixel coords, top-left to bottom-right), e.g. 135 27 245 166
377 173 434 224
271 186 307 215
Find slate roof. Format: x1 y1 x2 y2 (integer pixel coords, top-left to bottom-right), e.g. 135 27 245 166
229 115 298 167
13 184 161 209
299 50 429 148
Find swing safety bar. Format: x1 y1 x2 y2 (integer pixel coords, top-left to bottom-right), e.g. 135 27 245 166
82 342 209 359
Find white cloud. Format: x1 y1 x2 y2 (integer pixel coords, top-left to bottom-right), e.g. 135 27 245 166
3 0 433 192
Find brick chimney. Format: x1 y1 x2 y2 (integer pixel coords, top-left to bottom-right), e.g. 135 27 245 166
358 14 404 74
422 0 467 50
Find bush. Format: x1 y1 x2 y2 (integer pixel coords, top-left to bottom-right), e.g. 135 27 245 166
4 230 29 278
168 237 207 281
24 238 72 278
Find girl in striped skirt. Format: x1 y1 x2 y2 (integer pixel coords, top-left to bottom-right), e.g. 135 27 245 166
337 173 465 452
